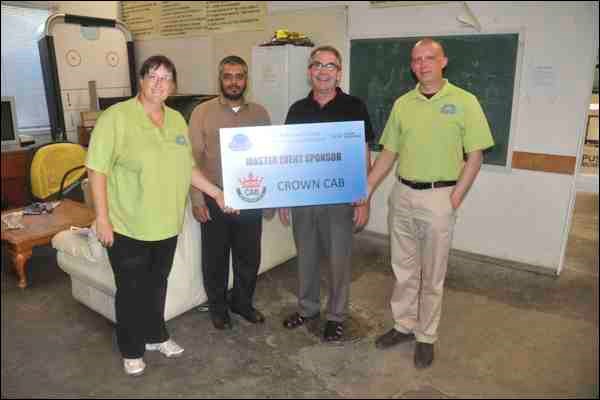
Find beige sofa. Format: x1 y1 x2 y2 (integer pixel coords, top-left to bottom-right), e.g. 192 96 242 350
52 191 296 322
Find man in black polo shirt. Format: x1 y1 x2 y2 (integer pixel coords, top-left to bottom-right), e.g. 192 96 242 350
278 45 374 343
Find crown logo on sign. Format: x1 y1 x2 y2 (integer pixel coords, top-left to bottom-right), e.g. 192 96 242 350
239 173 263 188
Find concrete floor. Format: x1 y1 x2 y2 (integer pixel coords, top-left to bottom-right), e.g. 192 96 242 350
1 193 598 398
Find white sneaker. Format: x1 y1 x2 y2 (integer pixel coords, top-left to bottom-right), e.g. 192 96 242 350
123 358 145 376
145 339 184 358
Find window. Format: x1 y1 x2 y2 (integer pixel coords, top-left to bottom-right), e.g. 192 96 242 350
1 3 51 134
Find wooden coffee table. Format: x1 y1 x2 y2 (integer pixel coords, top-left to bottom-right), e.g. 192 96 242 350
1 199 95 288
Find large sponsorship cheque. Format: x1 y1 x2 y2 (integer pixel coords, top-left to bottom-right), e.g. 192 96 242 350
220 121 367 210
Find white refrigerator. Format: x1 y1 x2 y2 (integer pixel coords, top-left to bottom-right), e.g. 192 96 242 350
250 45 312 125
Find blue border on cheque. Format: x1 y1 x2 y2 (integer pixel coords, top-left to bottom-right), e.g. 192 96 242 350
220 121 367 210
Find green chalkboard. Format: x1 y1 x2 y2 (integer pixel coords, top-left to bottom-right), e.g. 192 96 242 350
350 34 519 166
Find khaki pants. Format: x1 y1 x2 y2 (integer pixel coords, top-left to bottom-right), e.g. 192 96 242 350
388 181 456 344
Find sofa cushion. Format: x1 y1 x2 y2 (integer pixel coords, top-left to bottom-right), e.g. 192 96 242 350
52 229 107 263
56 251 116 296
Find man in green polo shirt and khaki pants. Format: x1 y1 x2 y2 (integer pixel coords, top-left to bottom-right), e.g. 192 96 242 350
363 38 494 368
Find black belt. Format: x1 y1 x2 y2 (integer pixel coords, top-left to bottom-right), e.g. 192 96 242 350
398 177 457 190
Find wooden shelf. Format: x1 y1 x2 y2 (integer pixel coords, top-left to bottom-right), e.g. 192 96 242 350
1 145 34 208
78 126 93 147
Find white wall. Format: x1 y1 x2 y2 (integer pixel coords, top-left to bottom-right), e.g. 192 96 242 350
350 1 598 273
53 1 118 19
53 2 347 100
211 5 348 102
135 36 214 95
52 1 598 273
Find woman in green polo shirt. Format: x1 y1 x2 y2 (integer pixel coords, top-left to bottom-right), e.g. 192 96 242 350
86 55 229 376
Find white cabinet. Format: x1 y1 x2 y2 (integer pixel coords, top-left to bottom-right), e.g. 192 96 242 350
251 45 312 125
61 87 130 142
39 14 134 143
52 24 131 142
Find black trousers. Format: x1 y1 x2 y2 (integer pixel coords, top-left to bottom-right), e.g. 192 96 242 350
201 195 262 314
107 232 178 359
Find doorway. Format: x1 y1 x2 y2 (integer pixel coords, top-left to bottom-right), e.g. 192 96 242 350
575 60 599 193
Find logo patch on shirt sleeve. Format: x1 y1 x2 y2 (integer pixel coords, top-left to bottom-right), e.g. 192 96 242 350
440 104 457 115
175 135 188 145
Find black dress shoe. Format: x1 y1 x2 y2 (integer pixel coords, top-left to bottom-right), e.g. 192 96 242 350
230 306 265 324
414 342 434 369
375 329 415 349
210 311 232 330
323 320 344 343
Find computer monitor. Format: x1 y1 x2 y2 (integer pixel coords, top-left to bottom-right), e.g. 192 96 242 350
1 96 19 145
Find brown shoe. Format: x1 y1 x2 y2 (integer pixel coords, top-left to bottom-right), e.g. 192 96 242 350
375 329 415 349
210 311 232 330
414 342 434 369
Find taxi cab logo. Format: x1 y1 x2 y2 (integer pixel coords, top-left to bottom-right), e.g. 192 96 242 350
229 134 251 151
175 135 187 145
236 172 266 203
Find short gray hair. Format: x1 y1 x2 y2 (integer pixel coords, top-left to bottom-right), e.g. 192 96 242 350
309 45 342 68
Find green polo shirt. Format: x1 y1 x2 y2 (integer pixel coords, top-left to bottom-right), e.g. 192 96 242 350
380 80 494 181
86 97 193 241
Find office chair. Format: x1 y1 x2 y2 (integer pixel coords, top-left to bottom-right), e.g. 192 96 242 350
29 142 87 202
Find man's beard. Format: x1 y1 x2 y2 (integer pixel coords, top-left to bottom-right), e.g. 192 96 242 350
221 82 246 100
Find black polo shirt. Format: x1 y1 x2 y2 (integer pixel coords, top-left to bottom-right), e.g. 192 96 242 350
285 87 375 144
